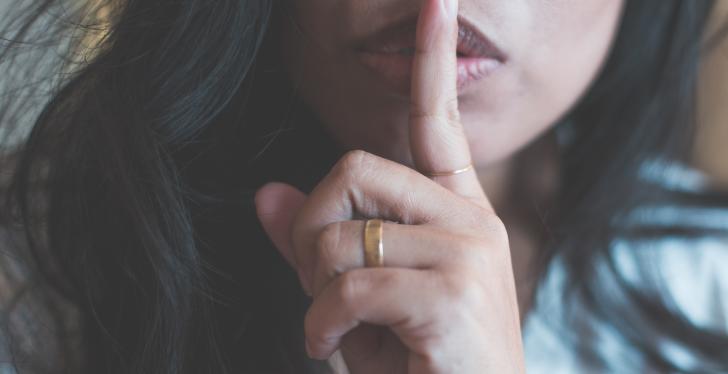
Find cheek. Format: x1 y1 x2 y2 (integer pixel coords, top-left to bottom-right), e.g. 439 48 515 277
277 0 625 168
463 0 624 163
523 0 624 111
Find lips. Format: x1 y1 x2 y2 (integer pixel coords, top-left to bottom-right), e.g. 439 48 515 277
355 16 504 59
352 15 505 94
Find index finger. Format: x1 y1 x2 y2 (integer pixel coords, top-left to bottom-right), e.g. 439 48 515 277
408 0 491 210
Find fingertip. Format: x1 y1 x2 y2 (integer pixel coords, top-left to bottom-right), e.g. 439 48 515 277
308 343 337 361
253 181 276 215
254 181 285 209
442 0 458 20
253 182 307 271
305 328 338 360
416 0 457 51
254 182 305 218
304 311 340 360
305 337 335 361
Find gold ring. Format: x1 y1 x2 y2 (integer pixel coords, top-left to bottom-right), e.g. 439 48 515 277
363 219 384 267
424 163 474 177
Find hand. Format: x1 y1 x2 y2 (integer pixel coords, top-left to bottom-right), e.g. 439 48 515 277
254 0 526 372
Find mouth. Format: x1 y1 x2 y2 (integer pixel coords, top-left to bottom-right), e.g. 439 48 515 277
352 15 506 94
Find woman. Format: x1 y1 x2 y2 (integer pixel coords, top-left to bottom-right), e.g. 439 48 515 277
0 0 726 372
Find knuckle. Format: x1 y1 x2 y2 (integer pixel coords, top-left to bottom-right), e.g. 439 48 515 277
479 214 509 248
438 238 491 303
439 271 486 309
409 97 460 125
336 270 368 306
463 206 509 247
409 107 447 125
451 235 488 266
443 238 495 285
334 149 376 183
455 216 511 270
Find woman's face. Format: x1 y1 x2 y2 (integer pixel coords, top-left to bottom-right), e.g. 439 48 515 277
278 0 625 169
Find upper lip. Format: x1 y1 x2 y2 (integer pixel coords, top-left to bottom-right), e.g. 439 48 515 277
353 14 505 61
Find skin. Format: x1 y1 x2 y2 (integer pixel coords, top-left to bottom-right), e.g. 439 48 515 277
255 0 624 372
276 0 624 170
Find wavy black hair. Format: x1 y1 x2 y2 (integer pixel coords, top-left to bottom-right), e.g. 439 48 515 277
0 0 726 373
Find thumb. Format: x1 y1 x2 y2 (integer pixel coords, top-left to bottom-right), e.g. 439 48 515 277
254 182 307 272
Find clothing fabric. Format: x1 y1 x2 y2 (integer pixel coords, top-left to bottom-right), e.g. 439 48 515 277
523 232 728 373
524 161 728 373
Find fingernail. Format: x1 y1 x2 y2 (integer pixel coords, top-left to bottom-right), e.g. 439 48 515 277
441 0 457 19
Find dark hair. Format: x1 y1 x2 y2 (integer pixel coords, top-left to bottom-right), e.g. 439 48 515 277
0 0 726 373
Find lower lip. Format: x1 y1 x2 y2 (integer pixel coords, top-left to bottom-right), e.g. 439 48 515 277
355 51 502 95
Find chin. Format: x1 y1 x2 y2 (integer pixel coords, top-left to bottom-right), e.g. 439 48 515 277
469 141 520 168
464 124 553 170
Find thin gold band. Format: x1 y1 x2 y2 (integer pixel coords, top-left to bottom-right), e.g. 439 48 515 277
424 163 474 177
363 219 384 267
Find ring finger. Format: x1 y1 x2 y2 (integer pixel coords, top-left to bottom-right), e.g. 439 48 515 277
309 220 473 297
